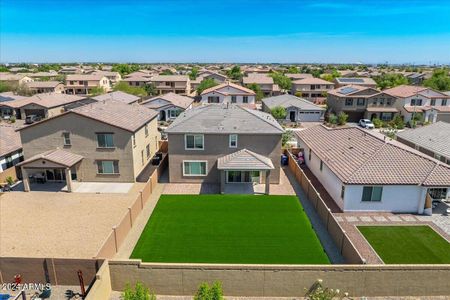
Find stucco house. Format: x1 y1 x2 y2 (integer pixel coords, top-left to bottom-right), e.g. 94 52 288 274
0 73 34 86
92 91 141 105
383 85 450 123
242 73 280 96
190 70 228 92
291 77 334 104
262 94 325 122
200 82 256 107
165 104 284 194
0 124 23 175
141 92 194 122
149 75 190 95
17 100 160 191
327 85 399 122
26 81 65 94
334 77 377 88
122 76 150 88
65 74 111 95
296 125 450 214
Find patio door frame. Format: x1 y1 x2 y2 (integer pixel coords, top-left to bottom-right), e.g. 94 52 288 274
226 170 260 184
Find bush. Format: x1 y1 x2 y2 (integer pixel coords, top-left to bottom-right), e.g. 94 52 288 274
271 106 287 119
122 282 155 300
327 113 338 125
372 118 382 128
282 130 294 147
337 112 348 125
305 279 346 300
10 116 16 123
6 176 14 186
194 281 223 300
392 115 405 129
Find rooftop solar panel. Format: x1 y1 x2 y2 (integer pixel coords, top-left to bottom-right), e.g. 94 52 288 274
338 87 359 95
339 78 365 83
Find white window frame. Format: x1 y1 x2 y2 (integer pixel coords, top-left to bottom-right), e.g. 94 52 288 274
168 109 178 118
361 186 383 202
229 134 238 148
96 160 119 175
182 160 207 177
63 132 71 146
184 134 204 150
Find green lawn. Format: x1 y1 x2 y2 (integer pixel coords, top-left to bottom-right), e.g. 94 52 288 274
131 194 330 264
358 225 450 264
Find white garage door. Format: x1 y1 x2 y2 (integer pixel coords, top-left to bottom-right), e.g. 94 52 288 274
298 111 322 122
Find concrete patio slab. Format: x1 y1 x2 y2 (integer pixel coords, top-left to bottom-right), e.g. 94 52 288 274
73 182 133 193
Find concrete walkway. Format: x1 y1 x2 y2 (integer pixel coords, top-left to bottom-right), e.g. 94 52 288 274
283 167 345 264
114 183 165 259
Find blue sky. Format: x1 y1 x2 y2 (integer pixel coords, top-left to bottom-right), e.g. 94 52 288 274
1 0 450 64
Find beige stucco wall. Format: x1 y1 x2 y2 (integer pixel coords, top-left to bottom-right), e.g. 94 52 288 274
167 133 282 184
20 113 138 182
131 118 160 178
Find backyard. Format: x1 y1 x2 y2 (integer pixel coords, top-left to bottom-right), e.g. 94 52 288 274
358 225 450 264
131 194 330 264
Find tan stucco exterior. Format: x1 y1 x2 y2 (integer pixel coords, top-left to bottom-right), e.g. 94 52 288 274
19 113 159 182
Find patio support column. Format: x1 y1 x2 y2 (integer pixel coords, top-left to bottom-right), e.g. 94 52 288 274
220 170 225 194
21 167 30 192
265 170 270 195
65 168 73 193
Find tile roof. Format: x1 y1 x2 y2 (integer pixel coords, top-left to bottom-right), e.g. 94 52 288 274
122 76 150 82
292 77 333 85
26 81 62 88
243 73 274 85
141 92 193 109
335 77 376 85
201 82 255 95
92 91 140 104
383 85 429 98
18 149 83 168
327 85 377 97
66 74 107 81
2 93 86 109
71 100 158 132
396 122 450 159
217 149 274 170
285 73 313 80
262 94 325 111
296 125 450 186
0 92 26 102
150 75 189 82
165 104 284 134
0 124 22 157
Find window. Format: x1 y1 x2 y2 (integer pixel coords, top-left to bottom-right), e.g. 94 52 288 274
345 98 353 106
96 133 114 148
63 132 71 146
357 98 365 106
97 160 119 174
146 144 150 159
442 99 448 106
231 96 237 103
308 149 312 161
183 161 207 176
208 96 220 103
229 134 238 148
320 160 323 171
386 99 392 105
141 150 144 165
185 134 204 150
79 81 84 85
430 99 436 106
243 96 249 103
411 98 422 106
145 124 148 137
132 134 136 147
169 110 177 118
372 99 377 105
362 186 383 202
341 186 345 199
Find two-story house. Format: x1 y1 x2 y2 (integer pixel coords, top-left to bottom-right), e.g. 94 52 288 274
190 70 228 92
262 94 325 122
17 100 160 192
26 81 65 94
141 92 194 122
334 77 377 88
149 75 190 95
383 85 450 123
291 77 334 103
0 73 34 86
296 125 450 214
65 74 111 95
92 70 122 87
327 85 399 122
242 73 280 96
200 82 256 106
165 104 284 194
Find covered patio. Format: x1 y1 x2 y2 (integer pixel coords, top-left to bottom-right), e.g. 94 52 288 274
217 149 274 195
17 149 83 193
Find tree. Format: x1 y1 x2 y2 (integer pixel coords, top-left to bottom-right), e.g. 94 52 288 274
194 282 223 300
89 86 106 96
269 72 292 90
246 83 264 101
226 65 243 81
189 66 199 80
122 282 155 300
337 112 348 125
0 65 9 72
144 83 158 96
286 66 299 74
111 64 140 76
160 69 174 75
423 68 450 91
270 106 287 119
321 70 340 82
196 78 219 94
373 73 408 90
0 82 12 93
36 64 61 72
282 130 294 147
113 82 147 97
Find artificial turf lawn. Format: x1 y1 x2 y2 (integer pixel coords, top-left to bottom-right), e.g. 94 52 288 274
131 194 330 264
358 225 450 264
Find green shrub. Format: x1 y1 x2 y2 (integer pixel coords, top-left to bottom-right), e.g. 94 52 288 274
392 115 405 129
328 113 338 125
337 112 348 125
6 176 14 186
194 281 224 300
282 130 294 147
271 106 287 119
305 279 345 300
372 118 382 128
121 282 155 300
10 116 16 123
